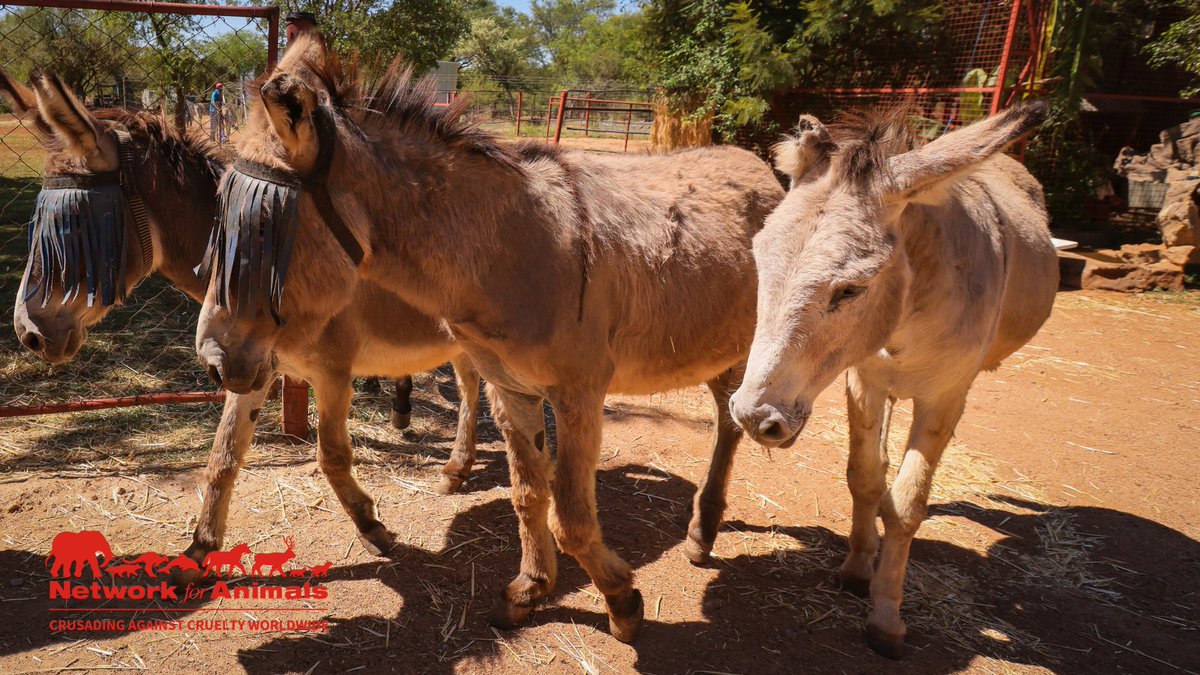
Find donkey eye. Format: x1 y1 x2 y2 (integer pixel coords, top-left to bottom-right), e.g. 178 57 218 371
829 284 865 309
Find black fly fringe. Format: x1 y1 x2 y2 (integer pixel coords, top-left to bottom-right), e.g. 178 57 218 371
23 185 128 308
197 165 300 325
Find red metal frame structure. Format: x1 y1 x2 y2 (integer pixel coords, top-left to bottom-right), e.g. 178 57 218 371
0 1 305 434
547 90 652 151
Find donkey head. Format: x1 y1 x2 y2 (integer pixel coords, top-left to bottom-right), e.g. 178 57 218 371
730 102 1047 447
196 29 362 393
2 70 148 364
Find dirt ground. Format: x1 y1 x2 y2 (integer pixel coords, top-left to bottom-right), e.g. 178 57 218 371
1 288 1197 674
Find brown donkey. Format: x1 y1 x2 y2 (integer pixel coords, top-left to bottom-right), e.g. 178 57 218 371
0 72 484 575
730 105 1057 657
194 31 784 641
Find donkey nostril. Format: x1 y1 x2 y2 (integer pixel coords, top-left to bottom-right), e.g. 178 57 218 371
206 365 224 389
758 419 790 442
22 332 42 353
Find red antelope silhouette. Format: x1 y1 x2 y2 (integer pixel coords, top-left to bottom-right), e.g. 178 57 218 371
127 552 171 577
161 555 200 574
202 543 252 577
105 563 142 579
252 537 296 577
45 531 114 578
310 561 333 578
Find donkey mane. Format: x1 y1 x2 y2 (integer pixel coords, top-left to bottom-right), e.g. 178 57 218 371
93 108 227 181
826 105 914 185
301 40 523 170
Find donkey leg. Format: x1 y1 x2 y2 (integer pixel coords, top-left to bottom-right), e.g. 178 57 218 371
178 383 272 586
548 388 644 643
866 392 966 659
485 384 556 629
839 368 893 596
437 354 482 494
390 375 414 430
312 373 396 556
684 365 745 564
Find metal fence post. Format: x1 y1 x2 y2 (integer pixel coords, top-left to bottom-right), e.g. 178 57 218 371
553 89 568 144
516 90 522 137
281 375 309 440
990 0 1022 115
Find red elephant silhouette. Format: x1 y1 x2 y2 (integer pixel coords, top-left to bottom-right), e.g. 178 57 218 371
46 531 114 578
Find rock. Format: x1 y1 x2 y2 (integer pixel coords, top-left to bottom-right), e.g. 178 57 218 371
1164 245 1195 268
1103 243 1164 266
1081 257 1184 293
1156 176 1200 252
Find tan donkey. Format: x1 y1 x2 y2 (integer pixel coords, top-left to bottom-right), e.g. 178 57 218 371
729 104 1058 657
194 31 784 641
1 72 483 575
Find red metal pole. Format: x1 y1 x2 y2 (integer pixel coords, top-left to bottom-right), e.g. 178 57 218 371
991 0 1023 115
516 91 522 137
281 375 309 439
584 91 592 138
0 391 225 418
553 89 568 144
266 8 279 70
623 106 633 152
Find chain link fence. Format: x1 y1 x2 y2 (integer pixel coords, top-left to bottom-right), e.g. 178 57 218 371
0 2 278 451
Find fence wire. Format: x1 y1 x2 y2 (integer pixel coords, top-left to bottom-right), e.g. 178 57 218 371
0 2 272 422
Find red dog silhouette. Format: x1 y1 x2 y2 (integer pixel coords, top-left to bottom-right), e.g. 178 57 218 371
310 561 333 578
161 555 200 574
288 568 310 578
105 563 142 579
252 536 296 577
127 552 171 577
46 531 114 578
202 544 252 577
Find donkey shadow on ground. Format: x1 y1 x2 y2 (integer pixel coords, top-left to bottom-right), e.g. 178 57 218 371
233 462 695 674
237 486 1199 674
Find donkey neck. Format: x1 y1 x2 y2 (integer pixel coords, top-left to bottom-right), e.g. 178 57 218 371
128 130 224 302
345 139 561 328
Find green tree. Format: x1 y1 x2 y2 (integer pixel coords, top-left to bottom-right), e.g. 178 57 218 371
1145 1 1200 97
454 15 537 114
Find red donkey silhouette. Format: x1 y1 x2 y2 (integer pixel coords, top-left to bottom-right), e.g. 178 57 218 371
252 536 296 577
46 531 113 578
202 543 252 577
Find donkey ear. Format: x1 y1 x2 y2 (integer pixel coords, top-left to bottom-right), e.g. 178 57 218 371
772 115 835 185
258 71 322 172
886 100 1049 203
31 71 101 156
0 70 53 142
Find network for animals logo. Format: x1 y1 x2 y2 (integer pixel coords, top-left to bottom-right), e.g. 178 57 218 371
44 531 329 634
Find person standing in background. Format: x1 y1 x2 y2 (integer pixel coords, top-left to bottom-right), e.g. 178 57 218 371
209 82 226 142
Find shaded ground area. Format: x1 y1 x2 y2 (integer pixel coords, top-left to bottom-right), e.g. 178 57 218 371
0 289 1197 674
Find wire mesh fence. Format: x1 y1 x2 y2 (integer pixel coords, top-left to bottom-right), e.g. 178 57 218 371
0 1 277 438
736 0 1036 157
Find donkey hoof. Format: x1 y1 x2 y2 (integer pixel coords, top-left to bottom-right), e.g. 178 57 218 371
682 534 713 566
488 596 535 630
606 589 644 643
357 524 397 557
170 567 204 592
865 623 906 659
436 474 465 495
389 410 411 430
838 572 872 598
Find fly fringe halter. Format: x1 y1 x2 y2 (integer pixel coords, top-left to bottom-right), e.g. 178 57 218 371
196 109 364 326
21 129 154 308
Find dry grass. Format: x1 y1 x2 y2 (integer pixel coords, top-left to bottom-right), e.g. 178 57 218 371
649 98 713 152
